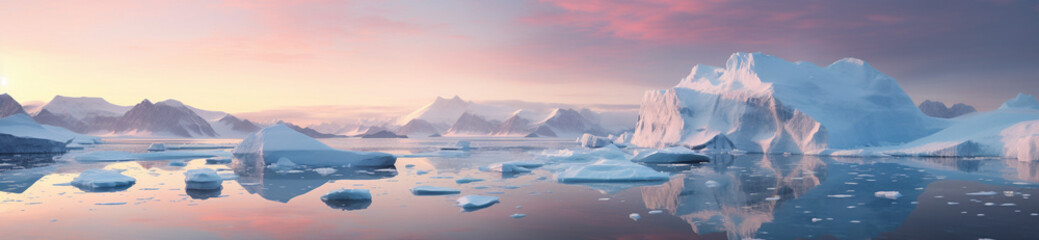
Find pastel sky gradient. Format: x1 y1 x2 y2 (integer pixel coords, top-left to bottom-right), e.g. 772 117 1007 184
1 0 1037 113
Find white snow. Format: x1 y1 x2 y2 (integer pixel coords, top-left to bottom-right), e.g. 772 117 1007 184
233 124 396 167
632 52 941 153
999 93 1039 110
510 213 526 219
966 191 998 196
555 159 669 183
456 195 499 209
629 213 641 221
321 189 372 201
874 191 902 200
631 147 710 163
487 161 544 173
71 169 136 190
41 96 130 121
184 168 223 190
0 114 76 143
410 186 462 195
579 134 613 148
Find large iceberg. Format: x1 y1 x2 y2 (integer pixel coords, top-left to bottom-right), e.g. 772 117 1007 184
0 114 74 153
233 124 396 167
632 52 941 153
555 159 670 183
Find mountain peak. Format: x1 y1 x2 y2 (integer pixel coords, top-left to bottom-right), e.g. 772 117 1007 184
0 93 28 118
999 93 1039 110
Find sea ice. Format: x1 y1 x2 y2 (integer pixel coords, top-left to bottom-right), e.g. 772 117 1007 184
455 177 484 184
71 169 136 191
184 168 223 190
411 186 462 195
456 195 499 210
631 147 710 163
510 213 526 219
73 150 229 162
555 160 669 183
966 191 997 196
205 157 232 164
322 189 373 201
629 213 641 221
874 191 902 200
168 161 187 167
487 161 544 173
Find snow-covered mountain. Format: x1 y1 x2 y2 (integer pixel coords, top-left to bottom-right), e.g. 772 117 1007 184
113 100 218 137
0 93 28 118
40 95 130 121
999 93 1039 110
397 96 471 128
633 52 942 153
493 111 535 136
396 119 440 137
918 100 976 118
212 114 263 138
532 108 605 137
443 112 500 136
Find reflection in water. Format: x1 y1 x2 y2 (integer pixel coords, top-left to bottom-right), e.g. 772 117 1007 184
1005 159 1039 182
0 154 58 193
322 199 372 211
641 154 827 240
231 155 397 203
186 188 223 200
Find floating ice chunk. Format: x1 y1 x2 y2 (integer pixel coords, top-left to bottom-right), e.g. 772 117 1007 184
233 124 396 167
828 194 854 198
509 213 526 219
74 150 229 162
455 177 484 184
629 213 641 221
95 202 128 206
416 170 429 175
71 169 136 191
205 157 232 164
312 168 336 175
648 210 664 214
948 202 960 205
765 196 781 201
411 186 461 195
147 143 166 151
539 144 630 162
598 198 610 201
487 161 544 173
322 189 372 201
966 191 997 196
456 195 499 210
184 168 223 190
704 180 719 188
168 161 187 167
405 164 415 168
579 134 614 148
631 147 710 163
268 157 298 170
555 160 669 183
874 191 902 200
811 218 823 223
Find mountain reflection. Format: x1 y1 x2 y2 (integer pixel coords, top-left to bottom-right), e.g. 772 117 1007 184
231 155 397 203
640 154 827 239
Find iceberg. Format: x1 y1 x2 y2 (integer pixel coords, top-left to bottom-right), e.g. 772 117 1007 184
578 133 613 148
456 195 499 210
233 124 396 167
455 177 484 184
410 185 462 195
184 168 223 190
631 147 710 163
0 114 72 154
71 169 136 192
487 161 544 173
555 159 669 183
632 52 940 153
874 191 902 200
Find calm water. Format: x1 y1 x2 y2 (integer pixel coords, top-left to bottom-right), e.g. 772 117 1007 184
1 138 1038 240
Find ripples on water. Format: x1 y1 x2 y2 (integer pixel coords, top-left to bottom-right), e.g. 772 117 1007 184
1 138 1037 239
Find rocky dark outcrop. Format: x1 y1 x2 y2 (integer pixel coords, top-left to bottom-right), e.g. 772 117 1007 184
918 100 976 118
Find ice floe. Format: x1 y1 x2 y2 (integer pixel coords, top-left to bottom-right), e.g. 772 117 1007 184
73 150 230 162
233 124 396 167
579 133 613 148
555 160 669 183
411 185 461 195
184 168 223 190
457 195 499 211
71 169 136 192
631 147 710 163
874 191 902 200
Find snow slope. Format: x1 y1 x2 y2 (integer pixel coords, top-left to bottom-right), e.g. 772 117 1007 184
0 93 27 118
633 52 942 153
41 95 130 121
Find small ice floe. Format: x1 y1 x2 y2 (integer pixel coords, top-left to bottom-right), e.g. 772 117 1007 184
1000 203 1016 207
312 168 337 176
321 189 373 211
455 177 484 184
416 170 430 175
874 191 902 200
598 198 610 201
1003 191 1015 197
648 210 664 214
948 202 960 205
94 202 127 206
268 157 298 170
509 213 526 219
555 160 669 183
430 175 455 179
205 157 232 164
850 220 861 223
984 202 995 206
322 189 372 201
457 195 499 211
765 196 781 201
966 191 997 196
168 161 187 167
631 147 710 164
148 143 166 152
579 134 613 148
704 180 720 188
487 161 544 173
410 186 461 196
628 213 641 221
405 164 415 168
71 169 136 192
827 194 854 198
184 168 223 190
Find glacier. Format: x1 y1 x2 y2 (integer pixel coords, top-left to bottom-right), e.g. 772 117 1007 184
633 52 942 153
233 124 396 167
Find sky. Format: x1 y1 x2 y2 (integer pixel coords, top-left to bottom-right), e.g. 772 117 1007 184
1 0 1037 114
